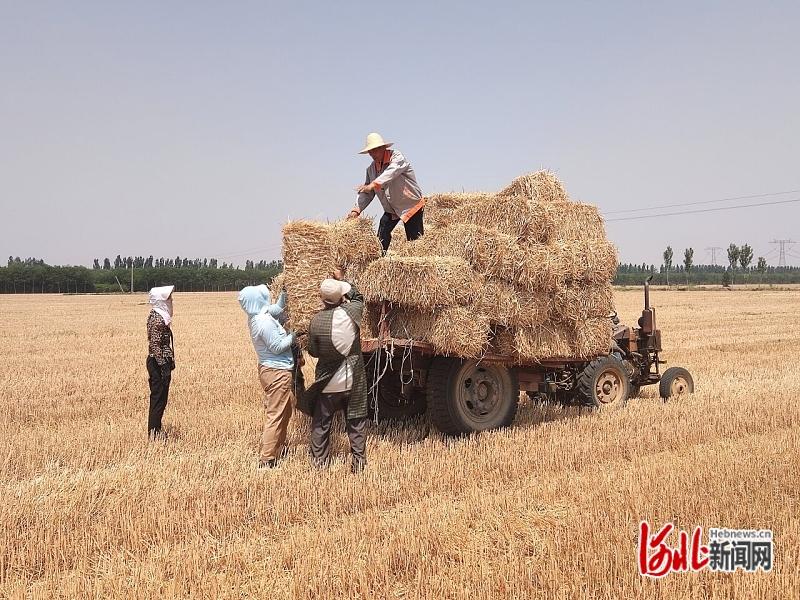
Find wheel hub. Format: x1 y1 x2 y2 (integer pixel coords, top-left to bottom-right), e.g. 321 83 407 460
671 376 688 396
458 367 503 421
596 371 623 404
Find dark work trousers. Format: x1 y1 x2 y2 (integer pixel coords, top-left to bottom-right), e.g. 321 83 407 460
146 356 172 436
377 209 424 253
310 391 367 469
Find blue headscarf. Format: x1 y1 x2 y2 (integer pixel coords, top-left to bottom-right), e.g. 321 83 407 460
238 284 271 317
238 284 287 324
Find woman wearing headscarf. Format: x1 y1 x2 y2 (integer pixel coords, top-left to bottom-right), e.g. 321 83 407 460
238 284 297 468
147 285 175 438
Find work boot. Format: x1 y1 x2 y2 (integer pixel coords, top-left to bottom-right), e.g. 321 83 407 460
351 458 366 474
258 458 278 469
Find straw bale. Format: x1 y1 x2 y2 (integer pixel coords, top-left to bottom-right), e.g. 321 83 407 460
516 245 565 292
552 283 614 324
387 306 491 358
498 170 569 204
360 302 383 339
550 202 607 242
479 279 551 328
281 220 335 332
329 218 383 278
281 217 382 331
424 193 484 229
513 324 574 362
556 240 618 285
448 194 554 243
269 272 286 302
403 224 522 282
360 256 481 309
573 317 612 358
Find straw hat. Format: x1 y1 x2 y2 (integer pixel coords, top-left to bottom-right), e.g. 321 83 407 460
358 132 393 154
320 278 352 304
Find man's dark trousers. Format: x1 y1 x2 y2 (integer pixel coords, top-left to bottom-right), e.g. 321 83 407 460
146 356 171 435
377 209 424 253
310 391 367 469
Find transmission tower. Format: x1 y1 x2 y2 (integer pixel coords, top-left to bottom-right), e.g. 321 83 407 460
705 246 723 266
770 239 795 267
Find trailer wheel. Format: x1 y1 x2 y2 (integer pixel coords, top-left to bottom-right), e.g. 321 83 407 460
427 357 519 435
659 367 694 400
576 356 630 410
373 370 427 420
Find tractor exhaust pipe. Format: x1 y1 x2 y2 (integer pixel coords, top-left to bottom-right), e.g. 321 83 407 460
644 275 652 310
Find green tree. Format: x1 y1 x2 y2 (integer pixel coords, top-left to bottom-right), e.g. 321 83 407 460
727 244 740 284
757 256 767 285
663 246 673 285
722 269 732 287
739 244 753 272
683 247 694 285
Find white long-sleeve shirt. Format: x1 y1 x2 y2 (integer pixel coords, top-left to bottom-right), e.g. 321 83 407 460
322 306 358 393
356 148 425 222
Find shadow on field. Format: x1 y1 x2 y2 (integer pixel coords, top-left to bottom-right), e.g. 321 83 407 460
355 393 595 446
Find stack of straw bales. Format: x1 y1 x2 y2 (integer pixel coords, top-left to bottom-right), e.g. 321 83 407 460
280 170 616 362
368 170 617 361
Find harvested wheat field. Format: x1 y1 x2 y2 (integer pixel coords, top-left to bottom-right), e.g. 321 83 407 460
1 289 799 599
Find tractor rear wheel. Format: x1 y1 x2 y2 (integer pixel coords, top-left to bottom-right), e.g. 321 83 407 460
427 357 519 435
576 356 630 410
659 367 694 400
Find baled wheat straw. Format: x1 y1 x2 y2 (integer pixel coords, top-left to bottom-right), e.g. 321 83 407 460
282 217 382 332
513 324 575 362
556 240 618 285
448 194 554 243
573 317 612 358
498 170 568 204
282 220 334 332
360 256 481 309
552 283 614 325
329 218 383 278
479 279 552 328
387 306 491 358
550 202 607 241
403 224 521 282
424 193 483 229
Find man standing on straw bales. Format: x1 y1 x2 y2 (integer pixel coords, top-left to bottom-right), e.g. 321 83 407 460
347 132 425 253
299 270 369 473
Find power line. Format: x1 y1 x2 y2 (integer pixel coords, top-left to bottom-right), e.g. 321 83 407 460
603 189 800 215
605 197 800 222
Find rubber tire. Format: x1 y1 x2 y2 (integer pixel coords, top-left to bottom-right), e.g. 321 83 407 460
374 371 427 421
427 357 519 435
659 367 694 400
575 356 631 410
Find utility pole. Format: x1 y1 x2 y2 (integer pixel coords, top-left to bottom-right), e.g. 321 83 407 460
770 239 795 268
706 246 723 266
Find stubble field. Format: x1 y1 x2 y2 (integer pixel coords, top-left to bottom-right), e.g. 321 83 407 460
1 289 798 599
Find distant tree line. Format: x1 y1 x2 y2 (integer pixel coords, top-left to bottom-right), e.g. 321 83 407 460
1 256 282 293
3 245 800 294
615 242 800 286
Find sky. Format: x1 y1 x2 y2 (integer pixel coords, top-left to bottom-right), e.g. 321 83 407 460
2 1 799 268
